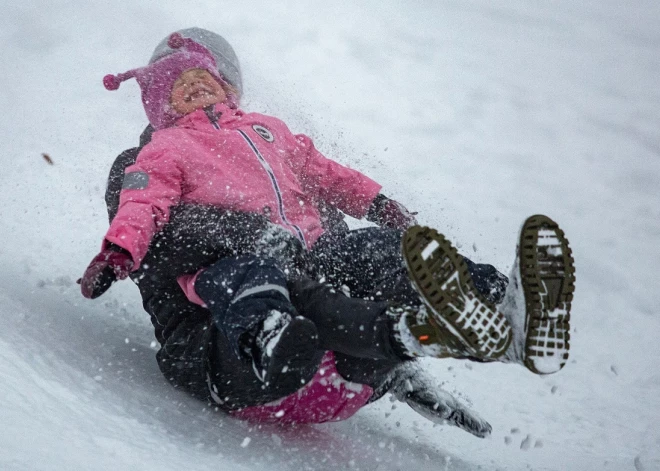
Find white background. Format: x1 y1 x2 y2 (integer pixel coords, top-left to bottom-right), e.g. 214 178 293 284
1 1 659 470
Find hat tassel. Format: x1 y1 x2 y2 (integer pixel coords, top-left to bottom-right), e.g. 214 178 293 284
103 70 138 90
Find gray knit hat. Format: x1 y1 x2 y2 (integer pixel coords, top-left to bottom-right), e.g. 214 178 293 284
150 27 243 98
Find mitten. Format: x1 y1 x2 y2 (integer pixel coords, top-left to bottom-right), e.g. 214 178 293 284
366 194 418 230
79 247 133 299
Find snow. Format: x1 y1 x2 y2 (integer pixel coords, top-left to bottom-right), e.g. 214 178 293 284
262 310 287 357
421 240 440 260
1 0 660 470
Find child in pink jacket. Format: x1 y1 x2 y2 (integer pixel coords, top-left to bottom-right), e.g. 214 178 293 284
81 33 575 429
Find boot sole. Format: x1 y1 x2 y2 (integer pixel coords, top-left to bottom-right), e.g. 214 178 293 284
402 226 511 359
519 215 576 374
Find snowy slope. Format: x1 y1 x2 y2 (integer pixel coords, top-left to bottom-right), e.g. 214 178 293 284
1 1 659 470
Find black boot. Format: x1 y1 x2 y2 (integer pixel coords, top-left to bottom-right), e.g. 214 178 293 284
251 310 320 386
401 225 512 359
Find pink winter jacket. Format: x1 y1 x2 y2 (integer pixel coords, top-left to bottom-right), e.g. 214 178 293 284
105 103 382 267
106 103 383 423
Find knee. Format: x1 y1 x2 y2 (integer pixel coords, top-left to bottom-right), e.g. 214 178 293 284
194 255 289 308
205 336 325 409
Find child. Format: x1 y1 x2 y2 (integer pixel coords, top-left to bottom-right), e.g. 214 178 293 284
81 32 575 431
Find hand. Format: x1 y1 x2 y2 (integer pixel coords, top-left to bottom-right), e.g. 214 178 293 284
79 248 133 299
366 194 418 230
390 364 492 438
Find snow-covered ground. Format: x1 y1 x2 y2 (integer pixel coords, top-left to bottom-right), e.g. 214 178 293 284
1 1 659 469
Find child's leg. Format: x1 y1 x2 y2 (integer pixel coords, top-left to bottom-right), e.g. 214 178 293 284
288 277 411 361
134 274 319 410
287 278 501 369
195 261 416 384
193 255 324 387
153 258 422 411
309 227 512 360
310 227 508 306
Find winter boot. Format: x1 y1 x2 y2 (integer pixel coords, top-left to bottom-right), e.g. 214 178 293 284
251 310 320 386
400 225 512 360
501 215 575 374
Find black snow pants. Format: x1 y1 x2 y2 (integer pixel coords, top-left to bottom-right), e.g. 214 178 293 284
131 205 508 410
290 227 508 384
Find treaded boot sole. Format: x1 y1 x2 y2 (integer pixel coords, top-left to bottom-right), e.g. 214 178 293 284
520 215 576 374
402 226 511 359
262 317 320 387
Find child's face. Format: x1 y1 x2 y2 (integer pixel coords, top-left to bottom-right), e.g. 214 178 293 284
170 68 227 115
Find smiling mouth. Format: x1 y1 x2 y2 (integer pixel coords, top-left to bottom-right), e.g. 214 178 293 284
185 88 214 102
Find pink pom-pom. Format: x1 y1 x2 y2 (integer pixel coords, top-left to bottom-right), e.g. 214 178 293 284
168 33 184 49
103 74 120 90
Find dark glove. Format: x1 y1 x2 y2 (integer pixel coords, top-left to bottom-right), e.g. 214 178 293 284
79 246 134 299
366 194 418 230
389 364 492 438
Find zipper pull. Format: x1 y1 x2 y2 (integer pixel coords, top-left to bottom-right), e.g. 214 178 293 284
204 106 221 129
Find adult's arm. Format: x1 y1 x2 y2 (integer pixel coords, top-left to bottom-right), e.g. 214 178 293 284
105 125 155 223
105 147 140 223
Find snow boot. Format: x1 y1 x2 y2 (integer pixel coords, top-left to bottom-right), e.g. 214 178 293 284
501 215 576 374
400 226 512 360
252 310 320 386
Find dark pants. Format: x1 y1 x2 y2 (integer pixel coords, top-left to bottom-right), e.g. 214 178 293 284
133 206 508 410
191 226 509 408
304 228 507 382
311 227 508 306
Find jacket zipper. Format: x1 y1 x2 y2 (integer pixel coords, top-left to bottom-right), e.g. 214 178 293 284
205 110 306 246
